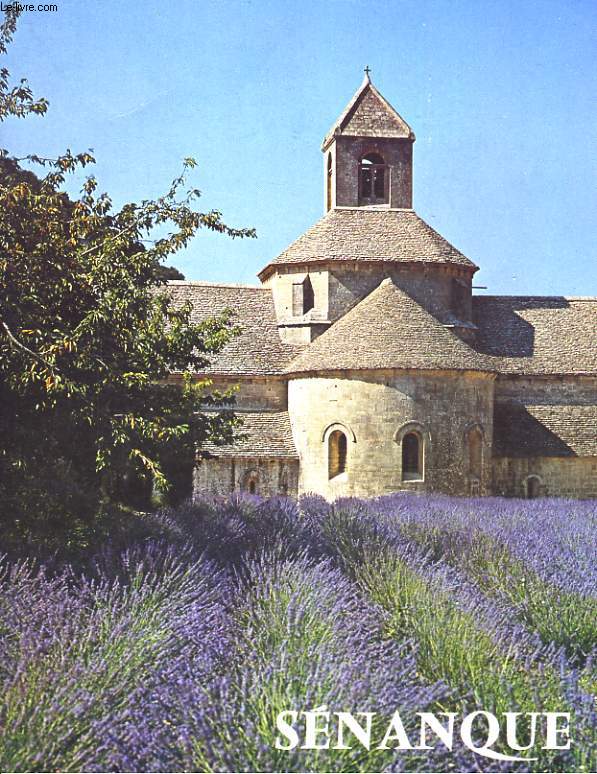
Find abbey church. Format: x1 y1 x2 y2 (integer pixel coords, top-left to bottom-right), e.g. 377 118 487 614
168 74 597 499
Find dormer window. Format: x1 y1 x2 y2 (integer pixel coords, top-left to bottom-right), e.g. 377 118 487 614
292 275 315 316
359 153 387 205
451 277 469 320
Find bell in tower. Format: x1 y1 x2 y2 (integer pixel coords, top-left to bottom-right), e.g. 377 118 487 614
322 69 415 211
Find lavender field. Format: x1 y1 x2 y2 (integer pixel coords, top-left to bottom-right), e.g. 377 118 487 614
0 494 595 773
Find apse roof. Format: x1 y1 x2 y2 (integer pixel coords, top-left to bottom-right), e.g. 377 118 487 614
163 286 597 380
285 277 492 375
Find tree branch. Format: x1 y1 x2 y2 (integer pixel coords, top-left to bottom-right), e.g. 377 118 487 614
0 320 56 371
77 218 140 258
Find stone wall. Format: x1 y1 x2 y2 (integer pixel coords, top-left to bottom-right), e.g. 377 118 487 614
492 375 597 499
264 266 330 322
328 263 472 325
288 369 494 498
494 375 596 404
193 374 596 501
332 136 413 209
193 456 299 498
492 456 597 499
207 376 288 411
265 262 473 344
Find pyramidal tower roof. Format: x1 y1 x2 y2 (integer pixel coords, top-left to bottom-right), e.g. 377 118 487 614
258 208 476 280
322 71 415 150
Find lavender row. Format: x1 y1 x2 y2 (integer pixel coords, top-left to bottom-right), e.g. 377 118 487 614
0 492 594 772
0 544 237 772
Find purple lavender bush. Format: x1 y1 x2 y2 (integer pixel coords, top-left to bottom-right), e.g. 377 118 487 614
0 545 236 772
189 555 449 772
0 492 594 772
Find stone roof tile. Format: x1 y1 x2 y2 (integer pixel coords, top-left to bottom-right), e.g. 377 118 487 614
201 411 298 458
286 277 492 374
165 282 303 376
473 296 597 375
259 208 476 279
493 403 597 457
322 76 414 148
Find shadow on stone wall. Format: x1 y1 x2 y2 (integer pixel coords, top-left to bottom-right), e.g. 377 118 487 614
493 402 576 457
473 296 570 358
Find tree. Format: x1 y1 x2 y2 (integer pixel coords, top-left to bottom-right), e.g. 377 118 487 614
154 264 186 281
0 9 254 555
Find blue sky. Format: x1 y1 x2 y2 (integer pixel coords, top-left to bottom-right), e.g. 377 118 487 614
2 0 596 294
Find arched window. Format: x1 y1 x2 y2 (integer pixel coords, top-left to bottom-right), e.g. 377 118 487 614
467 426 483 479
279 465 289 495
402 431 423 481
328 429 347 479
326 153 332 212
242 469 259 495
526 475 542 499
292 275 315 316
359 153 387 204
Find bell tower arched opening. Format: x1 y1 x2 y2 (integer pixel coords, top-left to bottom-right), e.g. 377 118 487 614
326 152 333 212
359 153 388 205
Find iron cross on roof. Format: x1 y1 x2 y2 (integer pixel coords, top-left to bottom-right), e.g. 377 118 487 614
364 65 372 77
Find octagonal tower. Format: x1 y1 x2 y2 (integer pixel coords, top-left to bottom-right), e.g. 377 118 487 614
259 73 479 345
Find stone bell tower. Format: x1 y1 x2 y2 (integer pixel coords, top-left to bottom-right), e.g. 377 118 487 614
322 69 415 212
259 72 478 345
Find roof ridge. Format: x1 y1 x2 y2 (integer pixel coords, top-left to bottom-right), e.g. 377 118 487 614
167 280 264 289
475 294 597 301
364 79 415 138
